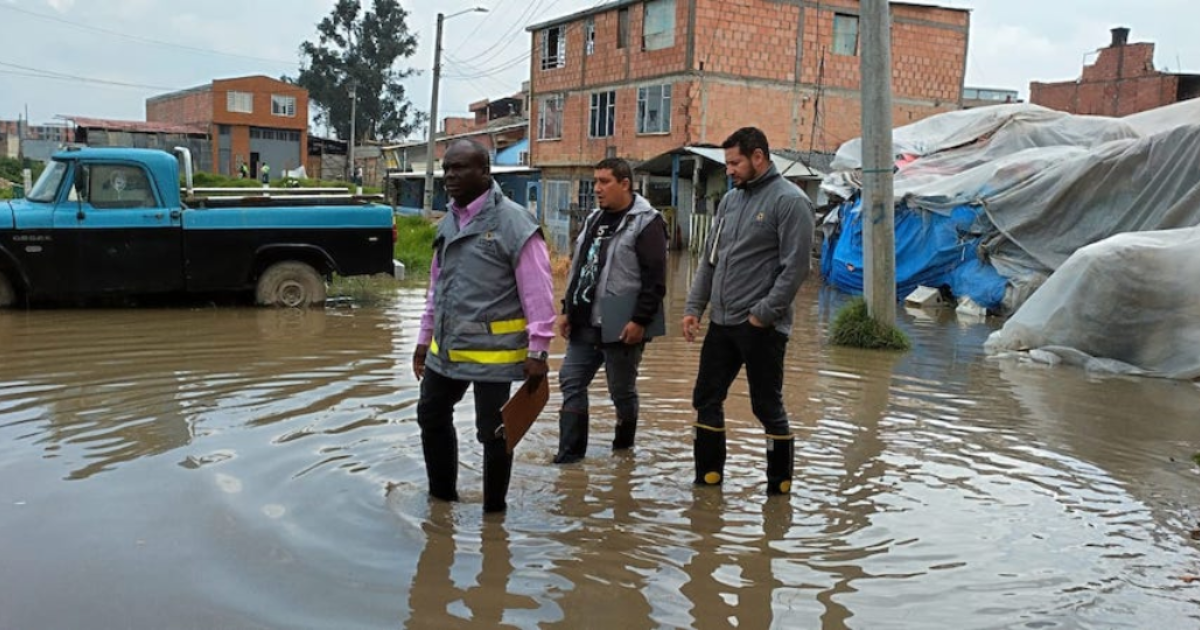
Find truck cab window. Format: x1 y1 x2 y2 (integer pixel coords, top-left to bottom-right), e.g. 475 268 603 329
87 164 156 209
26 160 68 203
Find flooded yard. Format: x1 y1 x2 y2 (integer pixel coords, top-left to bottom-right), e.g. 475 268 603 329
1 253 1197 629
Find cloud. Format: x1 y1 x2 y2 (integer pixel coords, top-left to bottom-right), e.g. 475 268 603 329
45 0 73 13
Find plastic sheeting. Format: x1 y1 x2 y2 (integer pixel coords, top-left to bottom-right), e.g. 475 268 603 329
821 101 1200 314
984 227 1200 380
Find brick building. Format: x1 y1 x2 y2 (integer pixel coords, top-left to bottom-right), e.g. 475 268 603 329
526 0 969 248
1031 27 1200 117
146 75 309 180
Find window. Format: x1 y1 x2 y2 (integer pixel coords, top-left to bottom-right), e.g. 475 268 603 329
271 95 296 117
227 91 253 113
642 0 675 51
577 179 596 211
617 8 629 49
636 84 671 134
538 94 564 140
589 91 616 138
585 17 595 56
85 164 156 209
832 14 859 56
541 26 566 70
218 124 231 136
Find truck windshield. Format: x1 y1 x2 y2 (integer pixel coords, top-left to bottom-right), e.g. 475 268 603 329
26 160 68 203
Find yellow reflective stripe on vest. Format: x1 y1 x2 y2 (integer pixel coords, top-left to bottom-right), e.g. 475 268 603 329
430 337 526 364
489 318 527 335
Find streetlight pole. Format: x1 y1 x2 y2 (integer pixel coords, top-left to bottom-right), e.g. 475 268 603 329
423 7 488 217
861 0 896 326
348 80 358 183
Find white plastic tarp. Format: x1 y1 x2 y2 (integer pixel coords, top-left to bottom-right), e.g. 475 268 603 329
984 226 1200 380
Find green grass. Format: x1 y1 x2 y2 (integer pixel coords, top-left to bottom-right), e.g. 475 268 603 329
830 297 912 351
1192 452 1200 467
394 214 437 277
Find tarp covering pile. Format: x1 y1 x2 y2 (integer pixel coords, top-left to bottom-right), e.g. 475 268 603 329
984 226 1200 380
821 102 1200 314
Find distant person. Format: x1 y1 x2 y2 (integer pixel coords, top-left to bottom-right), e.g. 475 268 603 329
553 157 667 464
260 163 271 184
238 162 248 179
682 126 814 496
412 139 555 514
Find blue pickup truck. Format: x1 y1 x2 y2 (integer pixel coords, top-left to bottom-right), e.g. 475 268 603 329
0 147 396 307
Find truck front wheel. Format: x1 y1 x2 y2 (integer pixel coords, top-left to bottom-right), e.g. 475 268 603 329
0 271 14 308
255 261 327 308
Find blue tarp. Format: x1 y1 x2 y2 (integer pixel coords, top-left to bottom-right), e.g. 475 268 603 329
821 199 1008 310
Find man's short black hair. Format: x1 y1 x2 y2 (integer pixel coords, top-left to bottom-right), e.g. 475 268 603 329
594 157 633 184
721 127 770 160
447 138 491 168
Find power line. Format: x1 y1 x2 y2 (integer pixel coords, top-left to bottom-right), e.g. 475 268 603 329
0 3 297 66
0 60 314 96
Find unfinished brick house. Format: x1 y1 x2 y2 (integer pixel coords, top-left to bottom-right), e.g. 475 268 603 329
526 0 969 249
1030 27 1200 117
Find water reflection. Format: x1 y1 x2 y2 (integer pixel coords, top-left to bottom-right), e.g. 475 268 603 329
1 257 1198 629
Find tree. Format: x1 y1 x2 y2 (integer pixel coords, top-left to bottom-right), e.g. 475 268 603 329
293 0 425 143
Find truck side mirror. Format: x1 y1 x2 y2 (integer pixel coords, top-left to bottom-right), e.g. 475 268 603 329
74 166 88 220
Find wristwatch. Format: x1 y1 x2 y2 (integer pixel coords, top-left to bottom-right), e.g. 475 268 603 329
527 350 549 361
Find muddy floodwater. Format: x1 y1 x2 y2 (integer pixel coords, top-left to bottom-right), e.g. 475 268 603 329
1 254 1198 629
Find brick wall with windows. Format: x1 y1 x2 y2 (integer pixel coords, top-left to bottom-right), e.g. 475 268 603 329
147 75 308 176
529 0 967 169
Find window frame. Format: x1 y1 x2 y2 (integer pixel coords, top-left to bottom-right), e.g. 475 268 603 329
636 84 672 135
589 91 616 138
227 90 253 114
540 26 567 70
538 94 564 140
832 13 859 57
642 0 676 51
271 94 296 117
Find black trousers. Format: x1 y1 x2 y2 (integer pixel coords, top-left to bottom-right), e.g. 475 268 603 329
691 321 790 435
417 368 513 445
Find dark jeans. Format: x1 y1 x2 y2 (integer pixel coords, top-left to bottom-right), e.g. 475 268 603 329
417 368 513 445
692 322 790 435
559 325 644 420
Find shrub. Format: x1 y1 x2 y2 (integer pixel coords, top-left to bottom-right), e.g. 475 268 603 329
830 297 911 351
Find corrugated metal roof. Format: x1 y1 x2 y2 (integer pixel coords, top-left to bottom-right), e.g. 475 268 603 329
60 116 207 135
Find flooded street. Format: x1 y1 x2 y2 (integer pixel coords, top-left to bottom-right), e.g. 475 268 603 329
1 252 1198 629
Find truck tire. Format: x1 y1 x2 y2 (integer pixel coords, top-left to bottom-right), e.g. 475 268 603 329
0 271 14 308
255 261 327 308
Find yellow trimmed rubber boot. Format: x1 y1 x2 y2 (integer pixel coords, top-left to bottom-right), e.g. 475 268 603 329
766 435 795 496
693 424 727 486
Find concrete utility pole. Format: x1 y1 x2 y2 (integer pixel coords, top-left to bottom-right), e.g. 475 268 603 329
348 80 358 182
860 0 897 326
423 7 487 217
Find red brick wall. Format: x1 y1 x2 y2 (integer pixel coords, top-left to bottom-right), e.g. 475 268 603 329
443 117 475 136
1031 42 1180 116
146 90 213 125
531 0 968 164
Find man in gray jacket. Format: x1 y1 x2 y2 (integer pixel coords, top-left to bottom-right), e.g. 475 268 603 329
682 127 814 496
554 158 668 463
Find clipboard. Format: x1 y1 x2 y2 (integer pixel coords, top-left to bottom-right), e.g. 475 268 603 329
600 292 665 343
500 376 550 453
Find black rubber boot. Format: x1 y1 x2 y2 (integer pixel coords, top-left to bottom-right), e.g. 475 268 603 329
765 435 795 496
422 431 459 502
482 440 513 514
553 410 589 464
693 424 727 485
612 415 637 450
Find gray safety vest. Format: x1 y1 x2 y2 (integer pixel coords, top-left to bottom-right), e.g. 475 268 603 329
426 183 541 382
567 194 664 331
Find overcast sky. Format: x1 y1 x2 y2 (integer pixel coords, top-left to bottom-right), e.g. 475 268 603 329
1 0 1196 139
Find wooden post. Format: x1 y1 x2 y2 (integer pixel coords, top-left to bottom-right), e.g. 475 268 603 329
860 0 896 326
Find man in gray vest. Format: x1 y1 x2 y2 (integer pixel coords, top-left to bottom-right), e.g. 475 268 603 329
553 157 668 464
412 139 555 513
682 127 814 496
